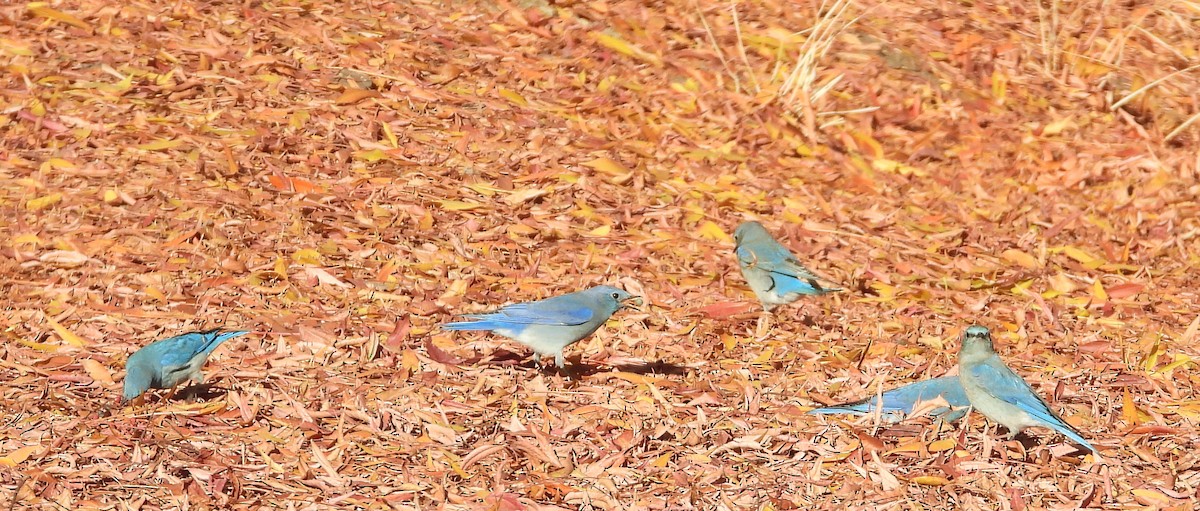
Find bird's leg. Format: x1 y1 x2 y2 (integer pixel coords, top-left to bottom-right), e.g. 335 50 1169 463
555 352 566 371
1004 426 1021 440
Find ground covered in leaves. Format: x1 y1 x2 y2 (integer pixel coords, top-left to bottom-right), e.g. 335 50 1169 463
2 0 1199 509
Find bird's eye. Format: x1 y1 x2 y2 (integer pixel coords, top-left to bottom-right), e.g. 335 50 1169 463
611 292 620 299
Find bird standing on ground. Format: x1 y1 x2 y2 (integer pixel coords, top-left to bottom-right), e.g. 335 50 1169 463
733 221 840 335
442 285 642 369
123 329 249 403
957 325 1097 453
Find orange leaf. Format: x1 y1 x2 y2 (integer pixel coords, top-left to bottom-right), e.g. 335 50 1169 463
0 446 40 467
386 317 410 351
289 177 318 194
424 338 462 365
698 302 754 319
1122 388 1138 426
335 89 381 105
268 174 290 190
1105 282 1144 299
82 359 115 386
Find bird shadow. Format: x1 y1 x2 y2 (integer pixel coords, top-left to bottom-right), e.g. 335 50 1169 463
478 349 689 378
169 383 227 402
1006 430 1092 458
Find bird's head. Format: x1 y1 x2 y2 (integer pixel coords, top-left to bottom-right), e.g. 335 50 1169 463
121 360 153 403
733 221 766 245
592 285 643 313
959 325 996 359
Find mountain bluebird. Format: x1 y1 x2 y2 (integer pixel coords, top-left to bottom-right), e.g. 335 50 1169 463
809 376 971 423
958 325 1097 453
442 285 642 368
733 221 840 312
123 329 249 402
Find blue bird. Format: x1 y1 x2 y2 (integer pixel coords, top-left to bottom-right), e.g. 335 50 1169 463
442 285 642 368
958 325 1097 453
733 221 840 312
809 376 971 423
123 329 249 402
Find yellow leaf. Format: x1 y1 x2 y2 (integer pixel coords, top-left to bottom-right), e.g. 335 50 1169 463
589 31 662 66
1060 246 1104 268
354 148 388 162
0 38 35 56
27 4 91 30
928 439 956 452
696 221 731 243
1131 489 1172 508
145 286 167 302
1048 273 1079 294
503 187 548 206
292 248 323 265
582 157 629 175
1001 249 1041 269
42 157 76 171
136 138 184 151
886 440 925 454
0 446 40 467
651 452 672 468
497 88 528 106
909 476 949 486
1042 116 1077 136
26 192 62 211
12 233 41 246
401 349 421 372
1091 279 1108 303
848 130 884 159
587 225 611 236
82 359 115 386
437 200 484 211
381 121 398 148
102 189 120 205
45 317 87 346
15 338 62 352
1151 354 1194 376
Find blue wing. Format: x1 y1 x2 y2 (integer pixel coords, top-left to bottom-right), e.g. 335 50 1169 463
809 376 970 421
968 361 1096 451
154 330 247 370
444 301 595 330
737 243 835 294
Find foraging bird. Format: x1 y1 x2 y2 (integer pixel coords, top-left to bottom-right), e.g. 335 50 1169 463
442 285 642 369
733 221 840 312
957 325 1096 453
122 329 249 403
808 376 971 423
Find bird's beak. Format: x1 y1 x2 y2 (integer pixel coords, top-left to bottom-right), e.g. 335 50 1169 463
621 296 644 311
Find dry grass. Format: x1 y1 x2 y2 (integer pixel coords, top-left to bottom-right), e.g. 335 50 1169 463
1 0 1199 509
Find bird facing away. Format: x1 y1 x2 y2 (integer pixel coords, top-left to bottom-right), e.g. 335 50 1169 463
733 221 840 312
442 285 642 369
123 329 249 403
957 325 1096 453
808 376 971 424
